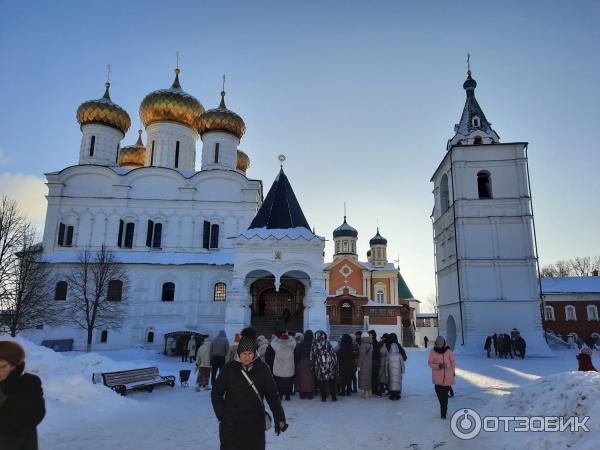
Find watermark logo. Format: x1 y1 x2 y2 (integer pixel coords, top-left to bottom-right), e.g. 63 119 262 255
450 408 590 440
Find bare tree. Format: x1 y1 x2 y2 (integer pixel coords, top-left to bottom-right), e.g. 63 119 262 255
66 245 128 352
0 224 66 336
555 260 572 277
570 256 592 276
0 196 27 306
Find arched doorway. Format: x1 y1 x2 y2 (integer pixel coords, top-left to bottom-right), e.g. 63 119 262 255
446 315 457 349
340 301 353 325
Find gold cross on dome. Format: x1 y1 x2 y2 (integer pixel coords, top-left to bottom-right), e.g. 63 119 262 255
106 64 112 82
222 74 226 92
176 51 180 69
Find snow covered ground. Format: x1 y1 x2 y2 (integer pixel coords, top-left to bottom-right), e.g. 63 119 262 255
3 338 599 450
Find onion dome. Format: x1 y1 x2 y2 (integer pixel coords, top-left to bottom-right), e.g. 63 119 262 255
139 68 204 130
196 90 246 139
333 216 358 238
236 149 250 173
76 82 131 134
369 228 387 246
118 130 146 166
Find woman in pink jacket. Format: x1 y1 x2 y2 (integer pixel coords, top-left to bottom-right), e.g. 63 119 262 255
427 336 456 419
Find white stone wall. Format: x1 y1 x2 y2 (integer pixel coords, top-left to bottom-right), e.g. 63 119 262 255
145 122 198 171
79 124 124 166
200 131 239 171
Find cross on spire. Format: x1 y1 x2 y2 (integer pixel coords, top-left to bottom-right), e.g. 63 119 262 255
176 51 180 69
222 74 226 92
106 64 112 83
467 53 471 76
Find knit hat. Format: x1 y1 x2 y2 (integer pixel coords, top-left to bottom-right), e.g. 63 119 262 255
237 336 258 355
0 340 25 366
434 336 446 346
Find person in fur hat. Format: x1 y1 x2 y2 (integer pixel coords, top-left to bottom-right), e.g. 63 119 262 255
211 335 287 450
0 340 46 450
427 336 456 419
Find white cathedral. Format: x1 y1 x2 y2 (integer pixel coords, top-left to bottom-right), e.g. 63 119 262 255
34 67 328 352
28 64 549 354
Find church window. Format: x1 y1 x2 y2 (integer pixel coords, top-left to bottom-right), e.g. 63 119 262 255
376 290 384 303
118 220 135 248
587 305 599 321
331 306 336 317
565 305 577 321
351 241 355 253
161 282 175 301
100 330 108 343
477 171 492 199
472 116 481 128
58 222 74 247
107 280 123 302
203 221 220 249
89 135 95 156
150 141 155 166
343 241 349 252
214 283 227 302
147 331 155 343
440 174 450 214
54 281 68 301
335 241 340 253
175 141 180 168
146 220 162 248
544 305 555 321
474 136 482 145
214 143 220 163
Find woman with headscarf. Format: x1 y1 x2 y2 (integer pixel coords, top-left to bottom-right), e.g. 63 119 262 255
337 334 357 396
211 335 287 450
310 330 338 402
427 336 456 419
386 334 405 400
358 332 373 398
0 340 46 450
294 330 315 399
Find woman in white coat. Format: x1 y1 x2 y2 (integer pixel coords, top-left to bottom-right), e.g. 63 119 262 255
270 329 297 401
386 334 405 400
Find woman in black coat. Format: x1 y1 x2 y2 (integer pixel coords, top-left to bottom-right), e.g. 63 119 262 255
337 334 357 396
211 336 287 450
0 341 46 450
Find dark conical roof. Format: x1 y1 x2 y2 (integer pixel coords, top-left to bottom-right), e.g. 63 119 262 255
454 72 495 138
249 168 311 230
369 228 387 246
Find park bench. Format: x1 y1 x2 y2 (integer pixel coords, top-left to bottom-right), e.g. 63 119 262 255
93 367 175 396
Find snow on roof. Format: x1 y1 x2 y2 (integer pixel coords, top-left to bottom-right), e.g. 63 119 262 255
417 312 438 318
238 227 324 241
42 250 234 266
363 301 402 307
360 262 397 271
541 276 600 294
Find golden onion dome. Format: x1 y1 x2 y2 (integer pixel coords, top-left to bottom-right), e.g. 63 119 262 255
76 82 131 134
236 149 250 173
118 130 146 166
196 91 246 139
139 68 204 130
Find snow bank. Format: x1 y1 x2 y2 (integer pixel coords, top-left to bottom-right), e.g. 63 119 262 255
477 371 600 449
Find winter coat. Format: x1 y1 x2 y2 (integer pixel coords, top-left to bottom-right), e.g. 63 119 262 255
0 364 46 450
378 344 389 384
211 358 285 450
187 338 197 357
210 330 230 358
428 347 456 386
264 345 275 372
270 336 296 378
257 336 269 361
387 343 405 393
337 335 357 385
295 331 315 393
197 341 212 368
310 331 338 381
484 336 492 350
358 336 373 390
514 337 526 355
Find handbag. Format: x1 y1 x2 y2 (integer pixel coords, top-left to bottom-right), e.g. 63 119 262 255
241 369 273 431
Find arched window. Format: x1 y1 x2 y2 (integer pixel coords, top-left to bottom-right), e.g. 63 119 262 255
474 136 483 145
351 241 356 253
376 291 384 303
54 281 68 301
440 174 450 214
210 224 220 249
162 282 175 302
147 331 155 343
472 116 481 128
100 330 108 343
544 305 555 321
477 171 492 199
587 305 599 321
58 222 75 247
214 282 227 302
335 241 340 253
343 241 349 252
565 305 577 321
107 280 123 302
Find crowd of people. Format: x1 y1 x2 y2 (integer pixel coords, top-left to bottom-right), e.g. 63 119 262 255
484 330 527 359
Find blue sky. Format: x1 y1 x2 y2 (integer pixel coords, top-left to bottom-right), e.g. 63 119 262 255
1 0 599 307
